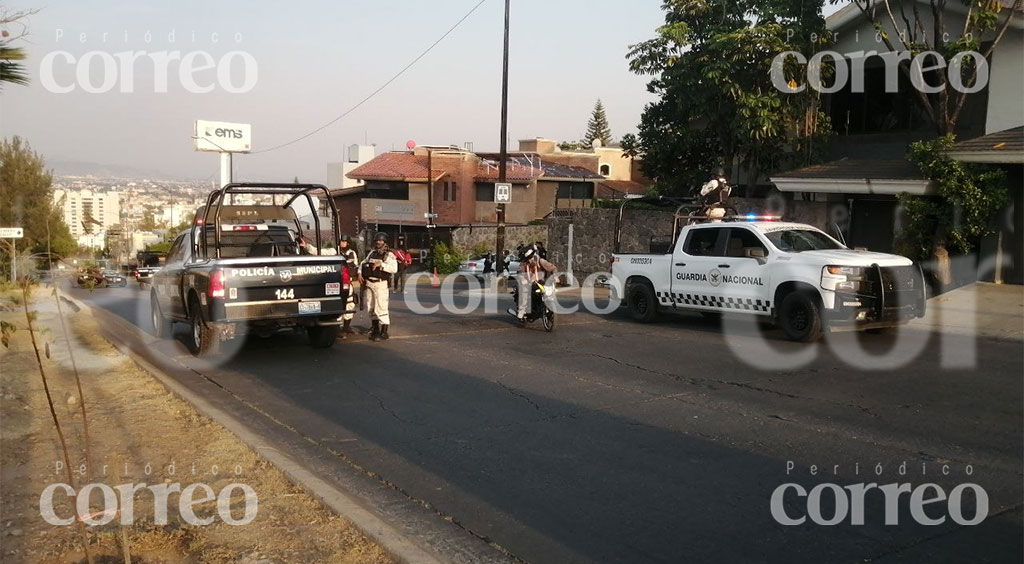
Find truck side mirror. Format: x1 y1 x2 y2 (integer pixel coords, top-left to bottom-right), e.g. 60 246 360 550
745 247 767 264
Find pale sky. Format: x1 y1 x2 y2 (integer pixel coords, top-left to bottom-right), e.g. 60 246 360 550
1 1 847 184
0 0 667 182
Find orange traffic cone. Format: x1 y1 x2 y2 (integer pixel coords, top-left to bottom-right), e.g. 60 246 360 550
431 268 441 287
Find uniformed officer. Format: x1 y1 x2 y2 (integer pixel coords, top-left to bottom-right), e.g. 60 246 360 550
338 235 359 337
359 232 398 341
699 167 731 206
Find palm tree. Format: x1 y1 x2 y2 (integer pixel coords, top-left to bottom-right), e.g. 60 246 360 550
0 41 29 90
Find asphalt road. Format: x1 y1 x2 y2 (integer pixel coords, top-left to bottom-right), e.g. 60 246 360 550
68 280 1023 564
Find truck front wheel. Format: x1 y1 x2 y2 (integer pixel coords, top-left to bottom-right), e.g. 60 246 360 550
151 291 172 339
779 291 823 342
627 282 659 323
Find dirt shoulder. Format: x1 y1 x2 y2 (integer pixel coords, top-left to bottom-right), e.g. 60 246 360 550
0 285 393 564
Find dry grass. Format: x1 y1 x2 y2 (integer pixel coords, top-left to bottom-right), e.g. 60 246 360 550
0 289 393 564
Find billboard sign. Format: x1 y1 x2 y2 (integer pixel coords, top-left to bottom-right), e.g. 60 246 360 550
194 120 252 153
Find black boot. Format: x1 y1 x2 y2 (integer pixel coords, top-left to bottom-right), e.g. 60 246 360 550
380 324 389 340
342 319 354 335
369 320 380 341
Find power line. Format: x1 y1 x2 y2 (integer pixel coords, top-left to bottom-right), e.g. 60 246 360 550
252 0 489 155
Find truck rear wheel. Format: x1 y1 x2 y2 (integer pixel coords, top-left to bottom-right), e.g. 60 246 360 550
189 299 217 356
779 291 823 342
627 282 659 323
307 325 339 348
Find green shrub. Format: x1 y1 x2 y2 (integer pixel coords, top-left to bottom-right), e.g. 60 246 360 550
431 242 467 275
900 135 1009 260
470 241 491 258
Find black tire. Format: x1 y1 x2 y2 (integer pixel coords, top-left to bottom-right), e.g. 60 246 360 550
542 309 555 332
627 282 659 323
307 325 340 348
151 291 172 339
779 291 823 342
188 298 217 356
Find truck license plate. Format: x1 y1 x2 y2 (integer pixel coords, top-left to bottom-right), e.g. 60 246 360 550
298 301 321 314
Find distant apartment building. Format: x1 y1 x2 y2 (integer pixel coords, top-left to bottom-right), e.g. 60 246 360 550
327 144 377 190
53 189 121 247
160 203 191 227
130 231 163 255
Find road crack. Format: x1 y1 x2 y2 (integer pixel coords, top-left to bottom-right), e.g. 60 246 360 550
495 379 542 411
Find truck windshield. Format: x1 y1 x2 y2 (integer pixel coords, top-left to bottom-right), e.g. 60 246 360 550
764 229 843 252
202 226 300 258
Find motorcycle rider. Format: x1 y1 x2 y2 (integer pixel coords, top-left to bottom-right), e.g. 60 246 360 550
359 232 398 341
338 235 359 337
514 245 557 322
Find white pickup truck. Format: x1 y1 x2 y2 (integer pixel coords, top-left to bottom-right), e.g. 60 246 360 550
609 219 927 341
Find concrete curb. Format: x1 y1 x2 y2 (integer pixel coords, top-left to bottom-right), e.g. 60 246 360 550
59 291 446 564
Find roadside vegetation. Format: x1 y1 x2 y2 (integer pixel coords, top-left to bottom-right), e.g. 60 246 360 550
0 284 393 563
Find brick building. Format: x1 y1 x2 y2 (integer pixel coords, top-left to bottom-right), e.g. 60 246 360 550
330 144 603 248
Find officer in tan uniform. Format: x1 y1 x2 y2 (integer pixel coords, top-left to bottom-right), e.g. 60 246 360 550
338 235 359 336
359 232 398 341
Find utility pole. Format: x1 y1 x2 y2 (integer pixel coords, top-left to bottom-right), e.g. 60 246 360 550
495 0 510 260
426 147 435 266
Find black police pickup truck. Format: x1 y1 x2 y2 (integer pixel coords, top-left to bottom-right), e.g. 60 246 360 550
150 183 351 355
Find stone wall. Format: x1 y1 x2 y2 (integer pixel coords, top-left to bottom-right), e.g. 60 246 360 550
545 198 834 276
450 225 547 255
545 209 675 276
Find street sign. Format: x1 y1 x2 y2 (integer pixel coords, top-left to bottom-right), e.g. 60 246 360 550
0 227 23 238
194 120 252 153
424 213 438 219
495 182 512 203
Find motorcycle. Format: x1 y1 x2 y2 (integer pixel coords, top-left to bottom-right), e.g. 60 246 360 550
507 279 556 332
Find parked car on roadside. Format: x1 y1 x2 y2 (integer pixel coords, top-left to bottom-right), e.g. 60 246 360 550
458 256 488 278
76 268 102 287
76 268 126 288
102 270 128 287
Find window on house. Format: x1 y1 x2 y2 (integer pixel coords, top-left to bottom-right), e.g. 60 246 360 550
364 181 409 200
443 181 458 201
556 182 594 199
599 164 611 176
475 182 495 202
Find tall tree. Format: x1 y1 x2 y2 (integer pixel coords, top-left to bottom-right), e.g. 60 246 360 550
622 0 832 195
0 137 77 265
837 0 1022 135
583 99 614 147
0 42 28 89
0 7 37 90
